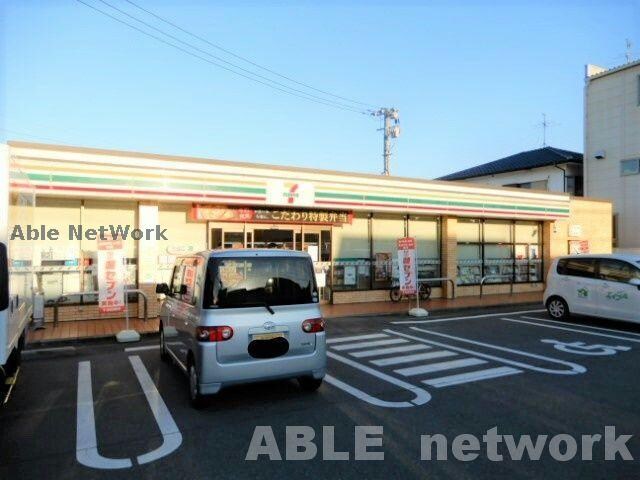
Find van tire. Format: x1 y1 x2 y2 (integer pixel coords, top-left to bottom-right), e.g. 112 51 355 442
159 327 169 362
188 360 205 409
547 297 570 320
298 376 323 392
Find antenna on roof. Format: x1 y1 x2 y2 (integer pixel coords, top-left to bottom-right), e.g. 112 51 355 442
538 113 549 147
626 38 633 63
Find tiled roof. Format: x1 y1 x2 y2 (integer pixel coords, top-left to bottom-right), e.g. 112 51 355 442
438 147 582 181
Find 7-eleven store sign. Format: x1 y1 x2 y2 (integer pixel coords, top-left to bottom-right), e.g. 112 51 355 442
267 181 315 207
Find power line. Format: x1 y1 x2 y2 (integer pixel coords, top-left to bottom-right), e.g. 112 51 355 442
123 0 376 109
94 0 367 112
76 0 371 115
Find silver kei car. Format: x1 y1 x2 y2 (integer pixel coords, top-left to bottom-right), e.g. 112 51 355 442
156 249 326 407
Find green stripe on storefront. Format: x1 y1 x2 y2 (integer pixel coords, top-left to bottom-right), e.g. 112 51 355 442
25 172 266 195
21 171 569 215
316 190 569 214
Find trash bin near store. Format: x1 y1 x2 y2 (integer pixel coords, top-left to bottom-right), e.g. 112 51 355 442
32 289 45 330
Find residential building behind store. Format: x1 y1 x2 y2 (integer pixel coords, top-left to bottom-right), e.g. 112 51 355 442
584 59 640 252
4 142 611 323
439 146 584 195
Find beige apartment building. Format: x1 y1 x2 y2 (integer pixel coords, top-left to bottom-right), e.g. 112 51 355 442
584 59 640 252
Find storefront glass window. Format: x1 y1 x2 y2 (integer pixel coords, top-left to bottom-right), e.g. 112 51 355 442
457 219 543 285
409 216 441 281
457 219 483 285
515 222 542 282
372 215 406 289
482 220 513 284
33 197 82 302
332 214 371 291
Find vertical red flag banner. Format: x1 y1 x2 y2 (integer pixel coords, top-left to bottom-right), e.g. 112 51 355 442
98 237 126 314
397 237 417 296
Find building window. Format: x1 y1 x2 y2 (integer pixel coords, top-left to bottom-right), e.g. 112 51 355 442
332 214 371 291
621 158 640 176
566 176 583 196
503 180 548 191
408 216 441 282
371 214 406 289
457 219 483 285
457 219 542 285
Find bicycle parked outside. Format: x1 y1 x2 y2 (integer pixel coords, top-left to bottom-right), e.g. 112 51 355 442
389 279 432 303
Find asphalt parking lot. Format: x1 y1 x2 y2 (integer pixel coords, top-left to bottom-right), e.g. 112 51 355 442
1 305 639 479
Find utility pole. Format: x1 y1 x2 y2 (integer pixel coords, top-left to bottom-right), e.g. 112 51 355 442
372 108 400 175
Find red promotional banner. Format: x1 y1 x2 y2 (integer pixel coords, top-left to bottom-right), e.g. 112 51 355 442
397 237 417 296
97 237 126 314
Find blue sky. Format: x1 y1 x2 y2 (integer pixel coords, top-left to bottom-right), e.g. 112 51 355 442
1 0 639 179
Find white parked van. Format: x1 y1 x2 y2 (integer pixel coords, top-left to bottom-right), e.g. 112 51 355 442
1 146 34 400
156 249 326 407
544 254 640 323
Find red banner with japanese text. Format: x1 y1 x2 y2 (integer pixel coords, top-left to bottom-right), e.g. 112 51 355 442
397 237 417 296
97 237 126 314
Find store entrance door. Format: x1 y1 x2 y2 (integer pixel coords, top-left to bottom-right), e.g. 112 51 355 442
252 228 295 249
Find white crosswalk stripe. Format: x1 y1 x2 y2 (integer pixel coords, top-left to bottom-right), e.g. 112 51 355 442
350 344 430 359
395 358 487 377
326 333 388 345
331 338 408 351
328 330 526 392
371 350 456 366
422 366 522 388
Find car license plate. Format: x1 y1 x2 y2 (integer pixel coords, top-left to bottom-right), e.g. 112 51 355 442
252 332 285 341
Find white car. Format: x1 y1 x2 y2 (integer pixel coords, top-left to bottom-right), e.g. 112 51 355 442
544 254 640 322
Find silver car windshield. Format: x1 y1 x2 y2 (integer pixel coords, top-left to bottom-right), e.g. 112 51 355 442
204 257 317 309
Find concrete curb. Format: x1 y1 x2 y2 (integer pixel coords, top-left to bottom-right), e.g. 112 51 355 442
26 301 544 348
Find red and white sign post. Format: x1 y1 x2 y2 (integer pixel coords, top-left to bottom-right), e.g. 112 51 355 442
98 237 126 315
397 237 428 317
98 237 139 342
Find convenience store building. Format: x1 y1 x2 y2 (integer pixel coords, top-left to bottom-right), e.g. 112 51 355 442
5 141 612 322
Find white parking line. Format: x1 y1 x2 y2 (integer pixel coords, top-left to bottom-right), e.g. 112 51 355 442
506 316 640 343
423 366 523 388
24 346 76 355
386 328 586 375
124 345 160 352
349 344 429 359
391 309 546 325
76 362 133 470
76 357 182 470
370 350 456 367
395 358 486 377
129 356 183 465
331 338 408 351
326 333 388 344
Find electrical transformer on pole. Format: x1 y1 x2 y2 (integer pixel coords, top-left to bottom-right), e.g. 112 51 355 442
372 108 400 176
